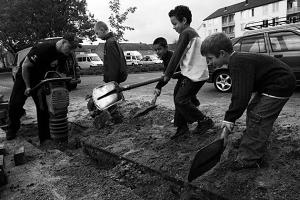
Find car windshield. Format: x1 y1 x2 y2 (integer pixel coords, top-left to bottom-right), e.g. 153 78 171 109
90 56 101 61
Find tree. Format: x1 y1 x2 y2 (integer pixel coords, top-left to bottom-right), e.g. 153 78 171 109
0 0 97 53
108 0 137 42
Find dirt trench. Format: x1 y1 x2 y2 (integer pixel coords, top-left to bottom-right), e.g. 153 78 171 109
2 99 300 200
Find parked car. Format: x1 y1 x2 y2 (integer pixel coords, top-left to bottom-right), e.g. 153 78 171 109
124 51 142 66
76 53 103 69
208 22 300 92
140 55 163 65
11 37 81 90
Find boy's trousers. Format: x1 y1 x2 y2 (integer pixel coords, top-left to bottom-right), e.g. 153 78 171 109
238 93 288 162
173 76 206 128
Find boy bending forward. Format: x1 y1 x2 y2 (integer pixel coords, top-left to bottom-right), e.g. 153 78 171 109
201 32 296 170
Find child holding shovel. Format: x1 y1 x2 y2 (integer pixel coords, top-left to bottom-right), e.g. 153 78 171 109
94 21 127 124
150 37 200 119
200 32 296 170
162 5 214 139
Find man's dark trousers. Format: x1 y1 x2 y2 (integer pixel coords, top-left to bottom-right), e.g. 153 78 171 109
7 72 51 142
173 76 206 128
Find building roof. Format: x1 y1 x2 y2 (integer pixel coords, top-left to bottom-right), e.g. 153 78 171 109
204 0 283 21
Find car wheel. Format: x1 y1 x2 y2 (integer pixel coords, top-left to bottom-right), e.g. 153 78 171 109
214 71 232 92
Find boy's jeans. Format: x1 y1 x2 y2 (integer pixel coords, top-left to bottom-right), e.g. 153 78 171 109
173 77 206 128
238 93 288 163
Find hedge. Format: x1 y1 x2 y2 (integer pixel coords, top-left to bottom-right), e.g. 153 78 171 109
79 63 164 76
0 68 12 73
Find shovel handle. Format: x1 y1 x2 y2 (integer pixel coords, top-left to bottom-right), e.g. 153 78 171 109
121 77 163 91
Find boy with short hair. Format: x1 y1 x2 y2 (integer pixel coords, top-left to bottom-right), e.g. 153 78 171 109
150 37 174 104
94 21 127 123
162 5 213 139
200 32 296 170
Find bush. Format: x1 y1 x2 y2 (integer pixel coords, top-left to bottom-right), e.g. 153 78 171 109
79 63 164 75
0 67 12 73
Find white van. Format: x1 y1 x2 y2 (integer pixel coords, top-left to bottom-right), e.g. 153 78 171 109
76 53 103 69
124 51 142 66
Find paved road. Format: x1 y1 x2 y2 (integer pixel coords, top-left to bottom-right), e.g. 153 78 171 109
0 72 232 107
1 72 299 122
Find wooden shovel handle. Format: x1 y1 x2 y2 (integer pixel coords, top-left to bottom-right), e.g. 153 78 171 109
121 77 163 91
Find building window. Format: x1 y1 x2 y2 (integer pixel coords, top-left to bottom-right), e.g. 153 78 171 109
263 5 268 15
272 2 279 12
251 9 254 17
229 14 234 23
222 16 227 24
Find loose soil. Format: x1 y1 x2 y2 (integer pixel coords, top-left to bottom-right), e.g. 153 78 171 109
2 98 299 200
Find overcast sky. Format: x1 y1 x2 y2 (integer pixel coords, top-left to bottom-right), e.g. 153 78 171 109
86 0 242 43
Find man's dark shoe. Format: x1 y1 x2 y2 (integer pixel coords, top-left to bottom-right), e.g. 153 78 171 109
171 126 190 140
191 117 214 134
230 159 262 171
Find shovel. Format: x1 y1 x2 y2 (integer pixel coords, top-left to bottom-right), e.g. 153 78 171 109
92 76 163 111
188 128 228 182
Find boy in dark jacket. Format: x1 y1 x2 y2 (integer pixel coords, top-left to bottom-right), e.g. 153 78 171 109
201 32 296 170
94 21 127 123
162 5 214 139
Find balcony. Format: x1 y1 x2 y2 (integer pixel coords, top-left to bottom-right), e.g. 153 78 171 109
287 7 300 15
222 21 235 27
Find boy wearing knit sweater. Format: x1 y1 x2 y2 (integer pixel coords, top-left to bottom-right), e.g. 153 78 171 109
201 32 296 170
163 5 214 139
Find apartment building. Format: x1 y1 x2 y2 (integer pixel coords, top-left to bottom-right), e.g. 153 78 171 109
199 0 300 39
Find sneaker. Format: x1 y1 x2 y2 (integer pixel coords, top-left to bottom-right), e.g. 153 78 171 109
230 159 262 171
191 117 214 134
171 126 190 140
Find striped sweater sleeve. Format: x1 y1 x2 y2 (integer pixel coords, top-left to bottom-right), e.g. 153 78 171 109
164 31 190 78
224 61 255 123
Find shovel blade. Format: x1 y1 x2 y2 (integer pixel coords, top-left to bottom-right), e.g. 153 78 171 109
92 82 124 111
188 138 224 182
133 104 157 118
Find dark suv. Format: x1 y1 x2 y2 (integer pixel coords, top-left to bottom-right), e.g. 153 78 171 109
208 22 300 92
12 37 81 90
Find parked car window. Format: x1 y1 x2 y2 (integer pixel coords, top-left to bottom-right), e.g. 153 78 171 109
269 31 300 52
82 57 86 62
233 40 241 51
87 57 91 62
77 57 82 62
90 56 101 61
240 34 266 53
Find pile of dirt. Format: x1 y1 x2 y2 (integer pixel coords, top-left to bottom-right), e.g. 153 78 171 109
9 100 300 200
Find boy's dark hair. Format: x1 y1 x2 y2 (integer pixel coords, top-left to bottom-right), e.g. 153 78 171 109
201 32 233 57
168 5 192 25
153 37 168 48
